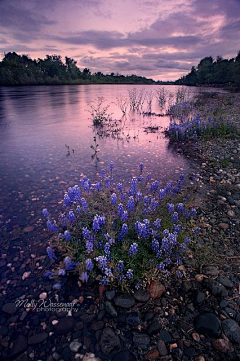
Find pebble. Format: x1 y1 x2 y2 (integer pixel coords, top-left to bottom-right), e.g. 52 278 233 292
39 292 48 300
70 341 82 352
22 271 31 280
114 294 135 308
218 222 229 230
100 327 121 355
217 275 233 289
222 319 240 343
2 302 17 314
212 338 232 353
147 320 162 335
147 280 165 299
133 333 150 349
194 312 221 338
133 289 150 302
105 301 117 317
144 349 159 360
202 266 219 276
203 279 228 298
158 340 168 356
28 332 48 345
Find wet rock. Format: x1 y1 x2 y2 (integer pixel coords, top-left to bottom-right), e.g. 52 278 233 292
2 303 17 314
222 319 240 343
105 301 117 317
203 279 228 298
133 333 150 349
70 341 81 352
147 280 165 299
114 294 135 308
147 320 162 335
212 338 232 353
28 332 48 345
217 275 233 289
133 289 150 302
100 327 120 355
54 316 75 335
158 340 168 356
194 312 221 338
144 349 159 360
112 350 136 361
202 266 219 276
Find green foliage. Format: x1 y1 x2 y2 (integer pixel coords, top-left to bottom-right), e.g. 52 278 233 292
0 52 157 86
176 51 240 88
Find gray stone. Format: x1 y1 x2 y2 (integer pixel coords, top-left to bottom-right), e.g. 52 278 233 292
126 312 141 327
9 335 27 358
192 290 206 305
28 332 48 345
70 341 81 352
2 302 17 314
114 294 135 308
133 289 150 302
217 275 233 289
133 333 150 349
105 290 115 301
158 340 168 356
147 320 162 335
203 279 228 298
100 327 120 355
202 266 219 276
222 319 240 343
159 330 172 343
105 301 117 317
194 312 221 338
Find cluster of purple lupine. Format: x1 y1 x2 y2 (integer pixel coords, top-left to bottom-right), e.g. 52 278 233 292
166 114 235 142
167 101 193 121
43 162 199 289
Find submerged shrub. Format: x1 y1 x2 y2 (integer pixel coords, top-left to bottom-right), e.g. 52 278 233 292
43 162 199 289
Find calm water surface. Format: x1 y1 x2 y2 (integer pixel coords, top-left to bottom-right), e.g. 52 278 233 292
0 84 198 234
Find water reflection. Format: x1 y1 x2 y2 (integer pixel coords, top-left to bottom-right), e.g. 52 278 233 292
0 84 198 234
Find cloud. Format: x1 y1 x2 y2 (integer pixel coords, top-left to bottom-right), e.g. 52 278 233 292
0 0 240 80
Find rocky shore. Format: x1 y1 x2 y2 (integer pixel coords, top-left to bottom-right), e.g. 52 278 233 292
0 92 240 361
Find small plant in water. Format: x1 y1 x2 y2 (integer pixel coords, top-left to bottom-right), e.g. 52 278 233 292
115 94 129 115
90 136 100 159
88 97 112 126
43 162 199 291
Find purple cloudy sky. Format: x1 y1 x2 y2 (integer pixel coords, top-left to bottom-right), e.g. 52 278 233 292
0 0 239 80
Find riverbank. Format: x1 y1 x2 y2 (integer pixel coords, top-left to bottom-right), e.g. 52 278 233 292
0 91 240 361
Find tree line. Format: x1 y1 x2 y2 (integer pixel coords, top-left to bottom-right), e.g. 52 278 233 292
0 52 161 86
176 51 240 88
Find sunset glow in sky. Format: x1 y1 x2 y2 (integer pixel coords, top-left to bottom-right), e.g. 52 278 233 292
0 0 240 80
